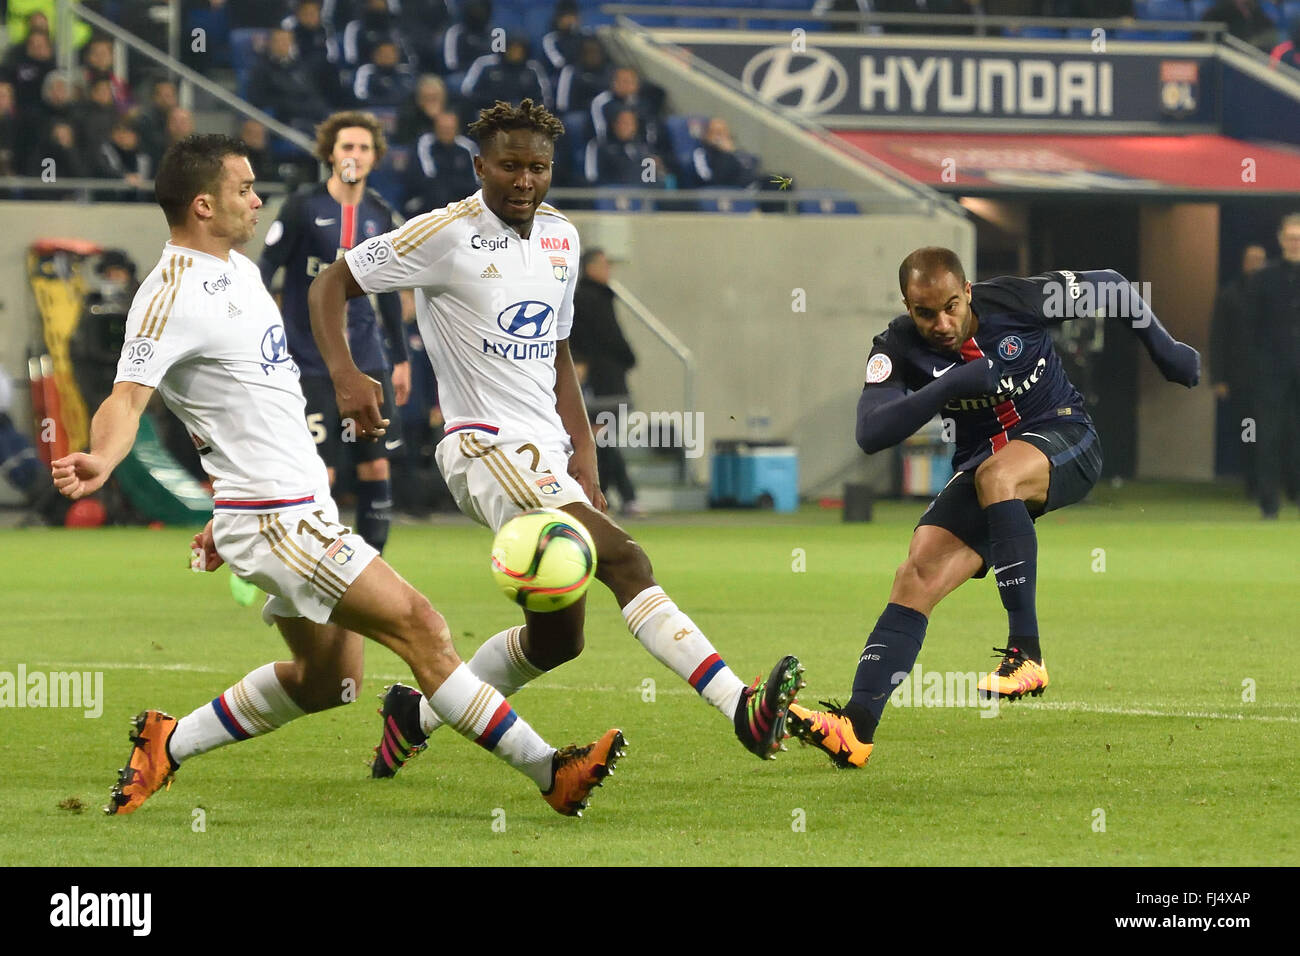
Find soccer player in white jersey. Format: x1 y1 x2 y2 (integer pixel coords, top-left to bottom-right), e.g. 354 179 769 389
50 134 623 817
308 100 803 777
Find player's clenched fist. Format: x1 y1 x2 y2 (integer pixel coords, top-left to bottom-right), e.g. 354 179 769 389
332 366 389 439
1154 341 1200 388
51 453 108 500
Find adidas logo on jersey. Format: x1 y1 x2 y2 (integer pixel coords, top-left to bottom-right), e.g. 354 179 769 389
480 264 501 278
227 302 242 318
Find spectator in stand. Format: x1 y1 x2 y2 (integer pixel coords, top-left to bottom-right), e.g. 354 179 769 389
75 76 120 157
460 36 552 120
584 108 661 187
35 69 78 137
541 0 586 76
0 82 16 175
441 0 495 74
2 26 56 119
1211 243 1267 494
26 117 91 184
353 39 417 108
282 0 349 108
591 67 663 149
556 35 611 116
160 107 196 165
691 117 759 188
342 0 412 68
1202 0 1279 51
247 27 332 132
569 248 642 517
239 117 276 181
80 35 132 110
398 0 453 73
395 74 449 143
1269 22 1300 70
405 109 478 215
132 77 179 166
96 117 151 184
6 3 91 48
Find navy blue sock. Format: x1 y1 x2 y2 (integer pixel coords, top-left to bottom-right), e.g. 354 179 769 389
356 478 392 554
844 602 929 742
985 499 1040 661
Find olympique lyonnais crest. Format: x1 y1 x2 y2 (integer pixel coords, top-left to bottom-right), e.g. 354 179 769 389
325 539 355 566
536 475 562 495
549 255 568 282
998 335 1023 361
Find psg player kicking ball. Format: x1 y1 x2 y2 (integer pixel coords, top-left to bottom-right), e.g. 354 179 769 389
788 247 1201 769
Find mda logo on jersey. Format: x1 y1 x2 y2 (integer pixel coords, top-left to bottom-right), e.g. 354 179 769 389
497 301 555 339
261 325 292 363
997 335 1023 362
539 236 570 251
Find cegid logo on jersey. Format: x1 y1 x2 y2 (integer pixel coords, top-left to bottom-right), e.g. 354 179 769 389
485 300 556 360
471 233 509 251
202 273 232 295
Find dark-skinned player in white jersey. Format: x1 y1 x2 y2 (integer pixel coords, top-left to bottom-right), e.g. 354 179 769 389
789 247 1201 769
308 100 803 778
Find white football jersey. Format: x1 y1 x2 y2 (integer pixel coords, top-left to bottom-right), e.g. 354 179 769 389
115 242 328 506
344 190 580 446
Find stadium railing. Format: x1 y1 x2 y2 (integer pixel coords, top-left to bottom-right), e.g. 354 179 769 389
607 277 697 428
598 4 1231 40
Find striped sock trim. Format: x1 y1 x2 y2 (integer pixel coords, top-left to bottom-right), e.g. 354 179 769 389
506 626 545 680
210 694 253 741
474 700 519 752
689 653 726 694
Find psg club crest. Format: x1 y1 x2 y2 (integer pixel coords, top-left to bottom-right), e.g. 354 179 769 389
997 335 1023 362
549 255 569 282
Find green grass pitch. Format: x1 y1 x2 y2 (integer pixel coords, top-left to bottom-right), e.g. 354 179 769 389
1 481 1295 866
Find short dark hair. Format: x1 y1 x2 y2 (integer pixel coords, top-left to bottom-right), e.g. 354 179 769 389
467 98 565 149
155 134 250 227
580 247 605 274
898 246 967 296
313 110 388 167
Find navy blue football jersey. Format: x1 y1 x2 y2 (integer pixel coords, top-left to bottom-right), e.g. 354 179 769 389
864 272 1091 472
258 183 405 377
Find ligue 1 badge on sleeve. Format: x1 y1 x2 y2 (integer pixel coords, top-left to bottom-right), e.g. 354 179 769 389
549 255 569 282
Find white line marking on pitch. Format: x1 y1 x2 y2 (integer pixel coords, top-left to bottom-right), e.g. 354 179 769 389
1017 700 1300 724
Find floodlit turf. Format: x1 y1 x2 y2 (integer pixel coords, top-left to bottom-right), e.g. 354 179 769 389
1 482 1296 866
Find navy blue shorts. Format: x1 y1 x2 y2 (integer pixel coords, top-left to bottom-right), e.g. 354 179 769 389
300 371 402 469
915 422 1102 578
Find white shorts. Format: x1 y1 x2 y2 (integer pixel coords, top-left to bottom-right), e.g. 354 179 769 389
212 495 379 625
435 426 590 533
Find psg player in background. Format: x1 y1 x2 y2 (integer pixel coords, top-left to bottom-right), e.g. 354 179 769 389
788 247 1201 769
259 111 409 554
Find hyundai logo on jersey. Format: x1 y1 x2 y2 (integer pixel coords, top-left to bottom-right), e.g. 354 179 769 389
261 325 292 363
497 301 555 340
998 335 1023 361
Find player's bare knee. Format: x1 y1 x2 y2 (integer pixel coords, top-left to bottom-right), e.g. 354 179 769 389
974 459 1015 506
530 630 584 670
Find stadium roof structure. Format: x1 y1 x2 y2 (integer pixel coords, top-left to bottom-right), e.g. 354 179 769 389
834 131 1300 199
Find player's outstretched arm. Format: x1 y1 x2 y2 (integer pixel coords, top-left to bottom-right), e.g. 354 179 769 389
856 359 998 454
1076 269 1200 388
50 381 154 499
309 258 388 438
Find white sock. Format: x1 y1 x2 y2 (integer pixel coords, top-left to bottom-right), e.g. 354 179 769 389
417 626 544 735
427 663 555 789
622 586 746 718
169 662 305 763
